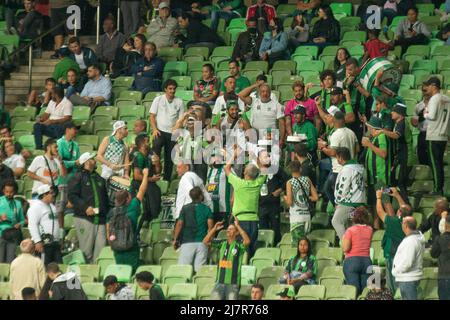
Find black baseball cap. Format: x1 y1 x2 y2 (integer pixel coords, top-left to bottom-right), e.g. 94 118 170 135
330 87 343 95
64 121 81 131
292 105 306 114
423 76 441 89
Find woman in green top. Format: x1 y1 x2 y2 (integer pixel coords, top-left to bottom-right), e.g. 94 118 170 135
109 168 149 273
279 237 317 293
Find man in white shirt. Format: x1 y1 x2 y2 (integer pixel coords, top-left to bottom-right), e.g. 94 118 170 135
174 163 212 220
212 76 246 116
150 79 184 181
28 184 63 265
318 111 358 206
33 87 73 150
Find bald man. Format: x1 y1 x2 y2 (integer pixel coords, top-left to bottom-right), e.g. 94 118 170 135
420 198 449 246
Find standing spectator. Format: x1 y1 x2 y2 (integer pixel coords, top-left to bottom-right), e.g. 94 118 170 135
108 169 149 272
420 198 449 246
135 271 166 300
293 143 316 186
147 2 178 49
383 0 399 26
393 6 431 55
333 147 366 240
68 37 98 75
210 0 245 33
193 64 220 106
96 15 126 67
103 275 135 300
0 180 25 263
280 237 317 293
69 64 112 109
15 0 43 41
1 140 26 178
173 187 214 272
334 48 351 85
423 77 450 195
375 187 412 293
411 85 430 165
246 0 277 34
27 78 57 110
312 70 336 110
68 152 109 263
9 239 46 300
120 0 141 36
149 79 184 181
284 161 318 245
317 111 358 206
33 87 73 150
285 81 320 135
232 18 264 63
362 29 392 64
250 284 264 300
52 47 80 87
212 78 246 117
205 219 250 300
111 38 142 78
176 13 225 53
49 0 76 59
28 184 63 265
47 263 87 300
310 4 340 51
174 163 212 220
131 42 165 94
220 60 251 95
342 207 373 295
259 18 289 66
431 215 450 300
287 12 310 50
392 217 425 300
290 106 318 162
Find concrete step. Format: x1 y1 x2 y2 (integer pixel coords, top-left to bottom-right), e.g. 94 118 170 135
5 95 23 104
4 87 39 95
10 73 51 81
32 59 59 67
18 65 55 74
5 79 44 88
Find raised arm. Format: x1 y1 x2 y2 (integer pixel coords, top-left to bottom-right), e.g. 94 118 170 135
234 219 251 247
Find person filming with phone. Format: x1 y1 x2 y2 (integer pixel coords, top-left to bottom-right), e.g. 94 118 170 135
68 152 109 263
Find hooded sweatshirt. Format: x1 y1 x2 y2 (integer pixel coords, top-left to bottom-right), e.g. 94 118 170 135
424 93 450 142
50 272 88 300
334 160 366 207
392 231 426 282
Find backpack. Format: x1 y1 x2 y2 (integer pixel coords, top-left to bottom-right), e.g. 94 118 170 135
109 206 135 252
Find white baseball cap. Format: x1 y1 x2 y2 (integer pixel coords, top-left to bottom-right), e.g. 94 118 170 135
78 152 96 166
37 184 52 196
327 105 340 116
112 121 127 135
159 2 170 9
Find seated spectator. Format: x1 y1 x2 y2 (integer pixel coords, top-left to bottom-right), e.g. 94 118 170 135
21 287 37 300
287 12 309 50
334 48 351 85
189 1 210 20
219 60 250 94
280 237 317 293
246 0 276 34
259 18 289 66
173 186 214 272
193 63 220 106
4 0 22 35
133 33 147 56
342 207 373 296
231 18 263 63
147 2 178 49
69 64 112 110
362 29 393 64
436 23 450 44
431 215 450 300
15 0 43 41
393 6 430 55
135 271 165 300
103 275 135 300
96 15 126 67
0 126 30 160
1 140 26 178
27 77 57 110
290 105 318 160
309 4 340 51
63 68 84 99
52 47 81 88
34 87 73 150
295 0 322 22
210 0 245 33
130 42 164 95
420 198 449 247
176 13 225 54
249 74 278 102
250 284 264 300
111 38 142 78
68 36 98 74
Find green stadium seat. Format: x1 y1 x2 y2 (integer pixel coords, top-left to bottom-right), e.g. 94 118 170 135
402 55 422 72
18 135 35 150
372 230 385 242
330 3 352 16
244 61 269 74
274 75 303 89
270 60 296 75
409 165 433 180
416 3 435 16
63 213 74 230
242 70 263 84
118 90 143 104
342 31 366 43
113 76 134 88
96 246 115 280
187 61 205 73
0 34 19 49
12 120 34 134
184 55 204 64
276 4 296 17
240 265 257 285
0 264 9 282
118 105 145 120
184 46 210 60
408 180 434 194
226 28 245 46
170 76 192 90
405 45 430 58
296 284 326 300
11 106 36 121
72 106 91 121
316 258 337 279
319 277 345 291
326 285 357 300
139 247 153 265
0 282 10 300
432 45 450 59
164 61 188 77
411 60 437 74
311 239 330 255
419 15 442 32
78 264 100 283
339 16 361 29
104 264 132 283
93 106 119 120
159 247 179 277
76 135 99 149
163 264 194 286
158 47 183 60
390 16 406 29
216 59 231 72
227 17 246 30
82 282 105 300
256 229 275 249
193 265 217 284
400 74 415 89
256 266 285 290
294 45 319 59
316 247 343 265
168 283 197 300
175 90 194 103
399 88 422 102
297 60 324 74
414 73 442 90
197 282 215 300
349 45 364 57
422 267 438 280
210 46 233 60
418 278 438 300
265 284 294 300
308 229 336 245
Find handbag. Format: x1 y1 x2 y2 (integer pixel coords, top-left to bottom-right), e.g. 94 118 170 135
1 200 23 243
44 156 59 197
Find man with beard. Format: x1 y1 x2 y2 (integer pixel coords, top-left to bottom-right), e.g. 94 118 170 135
232 17 263 63
212 77 246 121
285 81 320 134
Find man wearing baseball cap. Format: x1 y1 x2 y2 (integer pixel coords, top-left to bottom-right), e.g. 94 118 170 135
28 184 62 265
423 76 450 195
291 105 318 162
147 2 178 49
68 152 109 263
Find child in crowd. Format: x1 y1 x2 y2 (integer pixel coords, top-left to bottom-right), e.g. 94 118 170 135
362 29 393 64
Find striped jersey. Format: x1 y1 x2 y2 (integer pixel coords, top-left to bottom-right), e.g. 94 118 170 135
214 240 246 285
365 133 390 186
206 165 231 213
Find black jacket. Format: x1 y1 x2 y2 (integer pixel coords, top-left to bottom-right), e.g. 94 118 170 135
431 232 450 279
0 164 14 196
311 18 340 44
259 169 288 207
181 19 225 47
232 30 263 62
50 273 88 300
111 48 141 78
420 212 442 245
68 169 109 225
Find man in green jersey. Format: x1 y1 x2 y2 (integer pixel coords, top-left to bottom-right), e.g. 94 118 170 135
220 60 250 94
205 218 250 300
291 105 318 162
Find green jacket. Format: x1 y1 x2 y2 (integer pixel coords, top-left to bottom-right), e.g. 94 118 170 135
57 137 80 184
0 196 25 237
52 57 80 82
292 120 318 152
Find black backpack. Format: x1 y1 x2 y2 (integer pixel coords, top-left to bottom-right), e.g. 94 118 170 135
109 206 135 252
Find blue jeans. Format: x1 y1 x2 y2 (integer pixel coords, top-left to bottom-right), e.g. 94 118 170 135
33 122 65 149
323 172 338 206
385 257 397 294
238 220 258 258
397 281 419 300
210 283 239 300
343 256 372 295
438 279 450 300
210 10 240 32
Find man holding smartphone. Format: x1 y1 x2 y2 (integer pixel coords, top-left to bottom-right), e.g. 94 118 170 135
68 152 109 263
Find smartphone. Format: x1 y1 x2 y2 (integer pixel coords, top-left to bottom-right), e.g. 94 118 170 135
383 188 393 194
